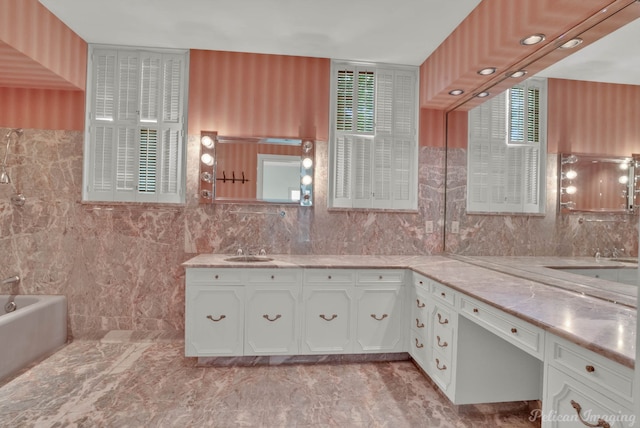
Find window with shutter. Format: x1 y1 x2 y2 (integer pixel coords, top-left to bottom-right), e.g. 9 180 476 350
467 78 547 214
83 45 188 204
329 61 418 210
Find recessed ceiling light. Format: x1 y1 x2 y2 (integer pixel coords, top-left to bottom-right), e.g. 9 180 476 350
448 89 464 96
520 33 546 45
559 38 583 49
477 67 497 76
475 92 490 98
507 70 527 78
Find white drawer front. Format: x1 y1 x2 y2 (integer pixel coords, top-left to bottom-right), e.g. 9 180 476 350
356 269 405 285
304 269 356 284
186 268 243 284
431 281 456 308
247 269 301 284
546 335 634 408
544 365 634 428
459 296 544 360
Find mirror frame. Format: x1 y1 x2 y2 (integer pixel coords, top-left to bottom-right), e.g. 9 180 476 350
198 131 314 206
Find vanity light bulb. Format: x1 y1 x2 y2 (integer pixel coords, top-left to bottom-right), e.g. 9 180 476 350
619 175 629 184
566 185 577 195
619 162 629 170
301 175 312 185
200 153 214 166
201 136 214 148
565 170 577 180
302 158 313 169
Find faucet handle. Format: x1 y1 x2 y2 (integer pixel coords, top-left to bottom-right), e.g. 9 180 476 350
236 248 244 256
259 248 267 256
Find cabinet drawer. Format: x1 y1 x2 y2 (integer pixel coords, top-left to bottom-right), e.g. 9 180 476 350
432 304 454 361
410 329 428 369
304 269 355 284
412 289 429 333
546 335 634 408
186 268 243 284
413 273 431 290
459 296 544 360
431 281 456 307
430 348 452 390
356 269 405 286
544 365 634 427
247 269 301 284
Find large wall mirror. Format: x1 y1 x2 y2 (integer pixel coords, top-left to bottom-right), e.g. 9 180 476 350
444 1 640 255
199 132 314 206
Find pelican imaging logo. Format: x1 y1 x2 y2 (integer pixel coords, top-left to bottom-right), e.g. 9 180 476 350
529 407 636 426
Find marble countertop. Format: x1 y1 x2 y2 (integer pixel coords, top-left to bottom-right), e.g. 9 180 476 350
183 254 637 368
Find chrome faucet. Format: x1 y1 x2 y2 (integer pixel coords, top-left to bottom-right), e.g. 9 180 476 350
1 275 20 285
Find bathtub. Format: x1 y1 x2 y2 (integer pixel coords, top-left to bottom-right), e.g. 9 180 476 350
0 295 67 382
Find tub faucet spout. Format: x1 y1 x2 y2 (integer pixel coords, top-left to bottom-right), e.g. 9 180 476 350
1 275 20 285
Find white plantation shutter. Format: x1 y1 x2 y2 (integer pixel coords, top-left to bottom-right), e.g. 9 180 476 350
84 45 188 204
330 61 418 210
467 78 546 213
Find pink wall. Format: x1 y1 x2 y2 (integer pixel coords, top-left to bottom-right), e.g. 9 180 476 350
0 0 86 90
188 50 330 141
0 87 85 130
548 79 640 156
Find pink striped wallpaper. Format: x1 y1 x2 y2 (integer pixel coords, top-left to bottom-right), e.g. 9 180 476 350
419 0 627 110
419 109 446 148
188 50 330 141
0 87 85 130
548 79 640 156
0 0 86 90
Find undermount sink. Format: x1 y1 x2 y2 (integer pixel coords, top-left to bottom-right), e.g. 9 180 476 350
224 255 274 263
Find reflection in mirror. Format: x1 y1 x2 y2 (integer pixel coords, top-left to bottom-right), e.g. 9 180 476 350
198 132 314 205
559 154 634 213
444 4 640 257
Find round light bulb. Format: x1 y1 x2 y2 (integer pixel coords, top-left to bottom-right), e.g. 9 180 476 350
566 185 577 195
619 175 629 184
201 136 214 148
201 153 214 166
301 175 312 185
565 170 577 180
302 158 313 169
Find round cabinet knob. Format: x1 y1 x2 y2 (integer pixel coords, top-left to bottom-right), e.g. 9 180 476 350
214 275 219 279
510 327 517 334
379 275 383 280
271 275 275 280
328 275 332 280
585 365 595 373
473 308 479 313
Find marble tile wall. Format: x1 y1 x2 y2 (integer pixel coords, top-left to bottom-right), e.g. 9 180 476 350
0 128 635 338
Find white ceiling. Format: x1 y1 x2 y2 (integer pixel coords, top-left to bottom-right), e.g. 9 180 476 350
537 15 640 85
38 0 640 86
38 0 482 66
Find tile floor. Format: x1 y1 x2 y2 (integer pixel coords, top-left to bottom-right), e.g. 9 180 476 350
0 333 540 427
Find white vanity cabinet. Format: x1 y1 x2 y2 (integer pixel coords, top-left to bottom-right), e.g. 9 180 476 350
300 269 355 354
244 269 301 356
543 335 635 428
185 269 245 356
185 268 302 357
354 270 405 353
410 272 544 406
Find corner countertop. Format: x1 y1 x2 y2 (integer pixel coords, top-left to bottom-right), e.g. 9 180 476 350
183 253 637 368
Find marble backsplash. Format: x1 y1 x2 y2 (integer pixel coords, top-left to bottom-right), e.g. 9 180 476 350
0 128 636 337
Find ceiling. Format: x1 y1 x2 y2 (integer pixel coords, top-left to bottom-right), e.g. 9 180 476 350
38 0 482 67
538 12 640 85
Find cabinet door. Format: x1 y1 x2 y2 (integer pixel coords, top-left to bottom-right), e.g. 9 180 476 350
543 365 634 428
301 286 353 354
428 302 456 393
245 285 299 355
185 285 244 357
354 285 404 353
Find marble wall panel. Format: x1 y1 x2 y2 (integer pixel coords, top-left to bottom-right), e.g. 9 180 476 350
0 128 635 338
